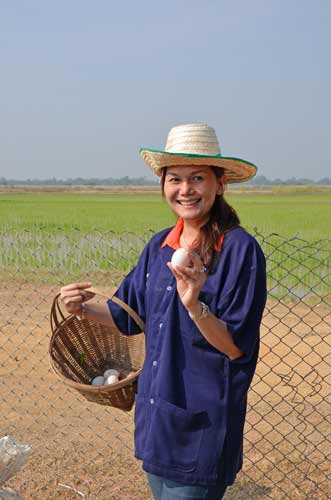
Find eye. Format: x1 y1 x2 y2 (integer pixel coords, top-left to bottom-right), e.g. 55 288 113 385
192 175 204 182
167 176 180 183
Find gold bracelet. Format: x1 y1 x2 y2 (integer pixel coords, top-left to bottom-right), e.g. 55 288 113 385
188 301 210 321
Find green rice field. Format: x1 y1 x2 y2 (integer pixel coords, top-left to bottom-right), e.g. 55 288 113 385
0 189 330 301
1 190 331 236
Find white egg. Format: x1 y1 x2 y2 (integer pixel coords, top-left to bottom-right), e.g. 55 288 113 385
103 368 120 379
91 376 105 386
105 374 119 385
171 248 191 269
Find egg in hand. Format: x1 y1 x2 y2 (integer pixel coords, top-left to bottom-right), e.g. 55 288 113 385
171 248 192 269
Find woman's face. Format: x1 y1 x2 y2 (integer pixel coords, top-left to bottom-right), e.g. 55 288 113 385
163 165 223 225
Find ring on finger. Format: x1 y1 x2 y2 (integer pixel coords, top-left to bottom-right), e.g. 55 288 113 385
197 266 207 273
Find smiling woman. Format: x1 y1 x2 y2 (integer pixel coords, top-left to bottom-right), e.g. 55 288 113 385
59 123 267 500
163 165 222 228
161 165 240 267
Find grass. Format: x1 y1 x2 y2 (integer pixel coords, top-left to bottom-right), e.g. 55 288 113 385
0 190 330 300
0 193 173 233
1 191 331 238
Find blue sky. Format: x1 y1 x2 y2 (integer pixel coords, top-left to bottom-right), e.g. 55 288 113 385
1 1 330 180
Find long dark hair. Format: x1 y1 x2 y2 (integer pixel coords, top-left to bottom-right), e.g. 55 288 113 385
161 166 240 266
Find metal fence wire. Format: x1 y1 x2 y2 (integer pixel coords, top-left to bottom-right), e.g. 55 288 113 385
0 229 330 500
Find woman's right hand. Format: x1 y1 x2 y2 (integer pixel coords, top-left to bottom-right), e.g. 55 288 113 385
60 282 95 315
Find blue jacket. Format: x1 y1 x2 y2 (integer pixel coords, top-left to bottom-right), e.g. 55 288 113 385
108 226 267 485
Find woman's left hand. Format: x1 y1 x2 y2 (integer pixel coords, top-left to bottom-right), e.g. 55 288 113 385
167 251 207 311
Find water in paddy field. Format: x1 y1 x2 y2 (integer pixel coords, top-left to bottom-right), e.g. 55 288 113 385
0 230 330 302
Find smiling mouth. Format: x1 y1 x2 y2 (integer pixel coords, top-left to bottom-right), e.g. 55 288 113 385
177 199 201 207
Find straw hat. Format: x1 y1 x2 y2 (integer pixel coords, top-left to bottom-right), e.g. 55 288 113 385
140 123 257 183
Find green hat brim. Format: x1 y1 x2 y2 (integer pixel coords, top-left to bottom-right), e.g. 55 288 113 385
140 148 257 183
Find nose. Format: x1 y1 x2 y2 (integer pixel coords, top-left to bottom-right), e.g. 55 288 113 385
179 181 194 195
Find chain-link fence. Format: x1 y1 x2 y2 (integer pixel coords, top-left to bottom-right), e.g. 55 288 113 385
1 230 330 499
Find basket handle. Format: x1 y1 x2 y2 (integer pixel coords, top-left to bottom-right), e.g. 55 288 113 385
89 287 145 332
50 293 66 334
50 287 145 334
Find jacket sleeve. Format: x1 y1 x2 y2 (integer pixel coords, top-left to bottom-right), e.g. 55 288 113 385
107 243 150 335
216 237 267 364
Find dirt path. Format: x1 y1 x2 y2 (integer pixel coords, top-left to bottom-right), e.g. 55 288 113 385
1 282 330 499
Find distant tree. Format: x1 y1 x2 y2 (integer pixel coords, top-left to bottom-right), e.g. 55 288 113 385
250 175 271 185
318 177 331 185
0 175 328 186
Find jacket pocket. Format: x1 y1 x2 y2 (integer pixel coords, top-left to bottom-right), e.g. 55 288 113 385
145 398 206 472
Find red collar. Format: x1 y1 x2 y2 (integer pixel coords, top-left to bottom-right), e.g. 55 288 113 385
161 218 224 251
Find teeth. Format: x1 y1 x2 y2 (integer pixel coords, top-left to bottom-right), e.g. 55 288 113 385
179 200 199 206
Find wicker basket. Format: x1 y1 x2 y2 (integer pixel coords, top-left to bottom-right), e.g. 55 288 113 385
49 291 145 411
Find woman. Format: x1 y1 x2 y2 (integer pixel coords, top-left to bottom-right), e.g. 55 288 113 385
60 124 267 499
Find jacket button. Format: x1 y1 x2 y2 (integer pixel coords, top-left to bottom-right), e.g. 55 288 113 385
150 398 155 405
